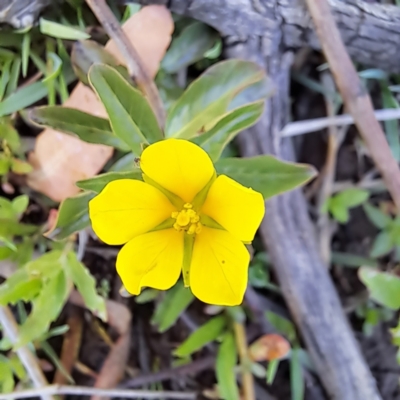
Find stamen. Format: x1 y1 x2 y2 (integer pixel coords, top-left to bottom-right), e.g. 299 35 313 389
171 203 202 234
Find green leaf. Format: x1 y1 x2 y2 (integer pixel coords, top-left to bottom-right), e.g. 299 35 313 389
333 188 369 208
65 252 107 321
43 52 63 83
29 106 129 150
0 269 42 305
135 288 159 304
266 359 279 385
166 60 265 139
109 153 136 172
363 203 392 229
265 311 297 343
194 102 264 162
0 119 20 151
290 347 305 400
0 220 37 236
329 200 349 223
71 40 126 86
0 153 10 174
162 22 219 73
11 195 29 216
40 18 90 40
10 158 33 174
25 250 65 280
359 268 400 309
330 252 378 268
48 192 94 241
16 271 69 347
76 170 142 193
370 231 393 258
88 64 162 153
381 82 400 161
216 332 239 400
174 315 227 357
0 360 14 393
0 81 48 117
215 156 317 200
151 281 194 333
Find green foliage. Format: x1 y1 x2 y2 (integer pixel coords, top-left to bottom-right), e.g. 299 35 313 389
151 281 194 333
39 18 90 40
215 156 317 200
161 22 219 73
88 64 163 153
0 196 35 261
290 348 305 400
76 170 143 193
0 119 32 176
266 311 297 343
0 249 106 348
166 60 265 138
29 107 130 150
47 192 94 241
194 102 264 162
363 203 400 257
174 315 227 357
359 267 400 310
216 332 239 400
71 40 126 86
64 252 107 320
325 188 369 223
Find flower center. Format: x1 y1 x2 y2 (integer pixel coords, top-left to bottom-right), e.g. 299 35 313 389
172 203 202 234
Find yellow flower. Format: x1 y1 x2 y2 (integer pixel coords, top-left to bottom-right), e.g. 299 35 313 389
89 139 265 306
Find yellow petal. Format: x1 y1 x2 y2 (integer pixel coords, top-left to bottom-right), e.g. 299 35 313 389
140 139 214 203
190 227 249 306
201 175 265 242
89 179 175 245
116 229 183 294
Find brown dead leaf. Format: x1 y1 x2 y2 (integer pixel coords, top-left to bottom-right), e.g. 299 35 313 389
27 5 173 202
69 290 131 400
249 334 291 362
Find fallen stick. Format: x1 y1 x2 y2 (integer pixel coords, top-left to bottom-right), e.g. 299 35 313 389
0 385 196 400
305 0 400 211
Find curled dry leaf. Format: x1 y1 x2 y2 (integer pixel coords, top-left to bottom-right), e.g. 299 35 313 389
249 333 291 362
27 6 173 202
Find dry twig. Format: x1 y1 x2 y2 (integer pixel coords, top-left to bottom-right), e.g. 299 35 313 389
85 0 165 127
316 72 347 264
0 306 54 400
305 0 400 210
233 322 255 400
280 108 400 138
0 385 196 400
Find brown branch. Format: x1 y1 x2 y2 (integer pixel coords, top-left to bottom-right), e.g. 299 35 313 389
86 0 166 128
121 356 214 388
305 0 400 211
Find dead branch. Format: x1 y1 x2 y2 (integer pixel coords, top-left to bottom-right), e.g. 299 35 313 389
305 0 400 211
86 0 166 127
0 385 196 400
134 0 400 73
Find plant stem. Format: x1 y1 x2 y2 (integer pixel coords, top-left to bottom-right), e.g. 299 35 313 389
233 321 255 400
